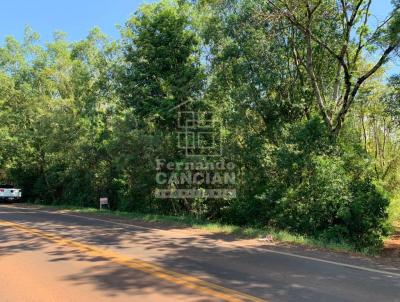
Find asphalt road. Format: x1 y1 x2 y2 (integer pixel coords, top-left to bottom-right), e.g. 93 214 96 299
0 204 399 302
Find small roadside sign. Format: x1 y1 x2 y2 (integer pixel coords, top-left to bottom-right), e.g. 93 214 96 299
99 197 109 209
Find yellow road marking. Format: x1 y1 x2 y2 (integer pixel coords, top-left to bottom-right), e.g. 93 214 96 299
0 220 266 302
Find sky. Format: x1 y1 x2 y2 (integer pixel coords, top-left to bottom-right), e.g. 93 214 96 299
0 0 398 74
0 0 148 42
369 0 400 77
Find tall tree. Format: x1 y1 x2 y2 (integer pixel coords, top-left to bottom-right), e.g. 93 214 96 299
119 0 205 128
265 0 400 135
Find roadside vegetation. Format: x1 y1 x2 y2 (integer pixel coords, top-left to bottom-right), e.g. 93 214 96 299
0 0 399 252
27 203 358 254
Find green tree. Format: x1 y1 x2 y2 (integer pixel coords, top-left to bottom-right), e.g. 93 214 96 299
119 0 205 128
264 0 400 135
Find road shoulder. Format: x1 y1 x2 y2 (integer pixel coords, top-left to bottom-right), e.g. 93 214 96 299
8 203 400 276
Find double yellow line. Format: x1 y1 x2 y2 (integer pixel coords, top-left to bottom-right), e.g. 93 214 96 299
0 220 266 302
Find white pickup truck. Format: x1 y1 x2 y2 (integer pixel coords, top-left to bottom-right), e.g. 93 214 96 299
0 185 22 201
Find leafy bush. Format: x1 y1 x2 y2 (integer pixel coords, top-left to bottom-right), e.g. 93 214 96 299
251 118 390 250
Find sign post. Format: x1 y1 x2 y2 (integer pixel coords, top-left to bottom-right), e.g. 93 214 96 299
99 197 109 210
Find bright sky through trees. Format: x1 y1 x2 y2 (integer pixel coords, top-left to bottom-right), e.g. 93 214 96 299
1 0 397 75
0 0 146 42
0 0 393 40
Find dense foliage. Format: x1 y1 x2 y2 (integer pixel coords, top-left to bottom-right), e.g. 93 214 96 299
0 0 399 250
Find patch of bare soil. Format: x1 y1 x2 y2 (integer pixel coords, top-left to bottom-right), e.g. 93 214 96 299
383 226 400 258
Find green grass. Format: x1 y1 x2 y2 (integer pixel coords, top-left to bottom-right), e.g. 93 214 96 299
388 194 400 230
26 202 361 254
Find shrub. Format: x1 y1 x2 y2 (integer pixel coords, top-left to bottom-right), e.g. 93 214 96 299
254 118 390 250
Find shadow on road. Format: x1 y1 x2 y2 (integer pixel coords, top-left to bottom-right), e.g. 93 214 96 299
1 205 400 302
